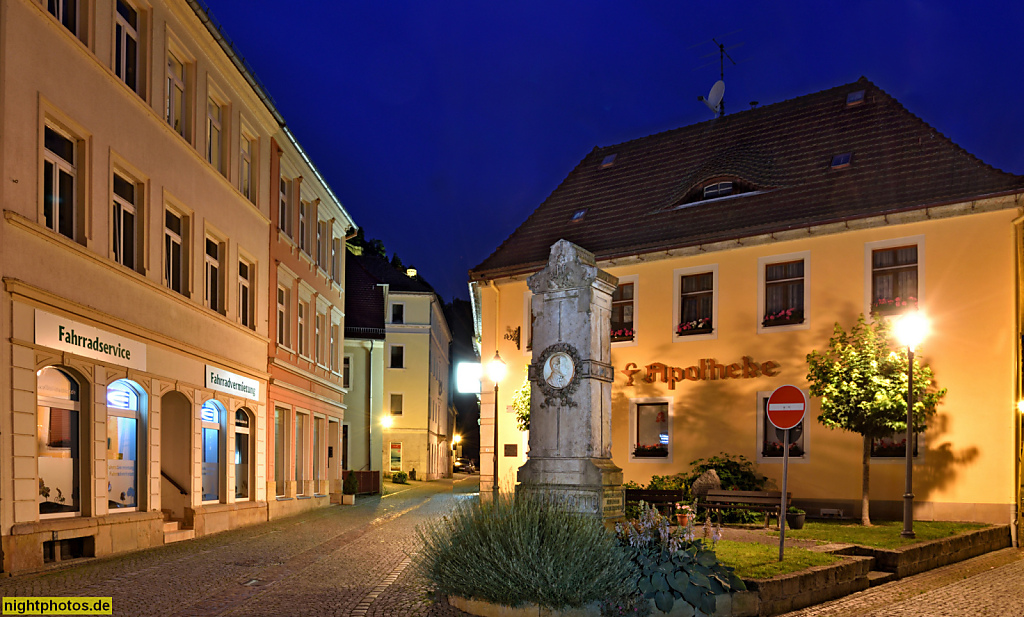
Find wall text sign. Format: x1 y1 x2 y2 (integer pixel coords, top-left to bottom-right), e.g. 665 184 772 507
35 309 147 370
621 357 780 389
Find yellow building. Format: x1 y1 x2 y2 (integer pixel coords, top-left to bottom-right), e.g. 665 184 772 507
470 79 1024 537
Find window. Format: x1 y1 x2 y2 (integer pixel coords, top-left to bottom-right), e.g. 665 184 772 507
342 356 351 388
703 181 733 199
47 0 78 35
294 413 306 494
610 280 635 342
330 323 340 373
277 285 290 348
391 303 404 324
164 209 187 295
630 399 670 460
111 173 138 270
761 256 806 328
38 367 81 516
278 177 292 237
200 400 224 502
240 133 255 202
600 153 616 168
331 237 342 284
298 201 310 253
107 379 143 510
758 394 807 462
166 51 187 138
831 153 852 169
314 311 324 365
389 344 404 369
871 431 920 459
204 237 223 313
674 266 717 338
317 220 328 269
313 417 324 487
298 301 309 356
43 125 77 240
114 0 139 93
206 97 224 174
846 90 865 106
235 409 251 500
390 393 403 416
871 245 918 315
570 209 587 222
274 408 287 496
238 259 254 329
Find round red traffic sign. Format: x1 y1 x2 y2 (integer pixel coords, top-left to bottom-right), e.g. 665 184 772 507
767 385 806 430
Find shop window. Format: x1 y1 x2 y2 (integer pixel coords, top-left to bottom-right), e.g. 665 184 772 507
114 0 140 93
238 258 254 329
391 303 404 324
48 0 79 36
342 356 351 388
166 50 189 140
240 132 255 203
276 285 290 348
760 254 808 329
107 379 143 510
204 236 223 313
278 176 292 237
390 393 403 416
200 400 224 502
274 407 287 496
295 413 307 494
758 395 807 461
235 409 252 500
111 172 140 271
676 269 715 337
611 280 635 342
871 246 918 315
871 431 920 459
389 344 404 369
43 125 78 241
38 367 82 517
164 208 188 295
313 417 324 487
206 97 224 174
630 400 670 460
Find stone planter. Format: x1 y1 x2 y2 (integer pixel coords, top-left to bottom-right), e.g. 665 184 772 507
785 513 805 530
341 494 355 505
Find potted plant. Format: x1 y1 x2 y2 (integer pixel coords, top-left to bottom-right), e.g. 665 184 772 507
676 317 712 336
786 506 806 530
342 472 358 505
674 502 694 527
762 307 804 327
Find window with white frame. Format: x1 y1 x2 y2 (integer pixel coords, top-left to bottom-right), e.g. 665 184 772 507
111 172 139 271
166 50 188 139
106 379 143 511
276 285 290 348
758 393 807 461
48 0 78 36
298 300 309 356
114 0 139 93
240 132 255 203
342 355 351 388
391 303 404 324
43 124 78 241
294 413 307 494
331 237 342 284
673 265 718 339
200 399 224 502
235 409 252 500
630 399 670 461
274 407 287 496
164 208 187 295
314 311 324 365
611 279 635 342
759 252 809 330
238 258 254 329
204 236 223 313
870 244 919 315
38 367 82 517
279 176 292 237
390 393 403 416
317 220 328 269
206 97 224 174
298 201 310 253
330 322 340 373
390 344 404 369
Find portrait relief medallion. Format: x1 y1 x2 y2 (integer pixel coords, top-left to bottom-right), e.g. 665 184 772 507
543 352 575 389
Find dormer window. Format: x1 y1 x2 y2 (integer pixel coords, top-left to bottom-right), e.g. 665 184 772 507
600 154 617 168
570 209 587 222
831 153 852 169
846 90 865 106
703 181 733 199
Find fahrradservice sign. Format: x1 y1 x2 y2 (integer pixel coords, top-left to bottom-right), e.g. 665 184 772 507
35 309 147 370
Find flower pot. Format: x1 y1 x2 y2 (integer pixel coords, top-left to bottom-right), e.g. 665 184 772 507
675 513 690 526
342 493 355 505
786 513 805 530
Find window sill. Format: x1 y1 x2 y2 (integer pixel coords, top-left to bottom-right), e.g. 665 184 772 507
275 496 292 501
297 495 312 500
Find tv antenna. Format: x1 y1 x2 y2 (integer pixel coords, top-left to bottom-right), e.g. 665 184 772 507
692 35 743 117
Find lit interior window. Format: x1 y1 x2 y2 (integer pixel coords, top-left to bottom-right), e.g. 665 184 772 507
600 153 616 168
846 90 865 106
831 153 852 168
703 181 734 199
570 209 587 222
106 381 138 410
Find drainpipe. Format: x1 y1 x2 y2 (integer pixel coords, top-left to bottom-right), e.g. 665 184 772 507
368 339 374 473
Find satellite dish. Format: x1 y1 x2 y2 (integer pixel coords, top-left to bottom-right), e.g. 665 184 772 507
698 80 725 116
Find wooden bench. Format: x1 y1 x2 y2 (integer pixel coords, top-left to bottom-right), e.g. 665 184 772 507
700 489 791 529
624 489 683 517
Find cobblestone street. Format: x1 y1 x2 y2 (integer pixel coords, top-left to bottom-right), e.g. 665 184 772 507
0 478 476 617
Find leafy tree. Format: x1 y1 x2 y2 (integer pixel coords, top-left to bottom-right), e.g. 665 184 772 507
806 314 946 525
511 373 530 431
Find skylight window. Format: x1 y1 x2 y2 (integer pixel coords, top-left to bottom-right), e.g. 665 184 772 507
703 181 733 199
570 209 587 222
846 90 865 106
600 154 617 168
831 153 852 168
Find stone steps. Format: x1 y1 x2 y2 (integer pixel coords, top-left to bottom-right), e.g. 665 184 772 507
161 511 194 544
868 570 897 587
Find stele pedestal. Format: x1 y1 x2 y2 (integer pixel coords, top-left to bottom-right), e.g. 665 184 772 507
516 239 624 527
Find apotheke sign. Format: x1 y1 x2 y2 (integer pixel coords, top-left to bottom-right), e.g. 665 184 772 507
205 365 260 401
35 309 147 370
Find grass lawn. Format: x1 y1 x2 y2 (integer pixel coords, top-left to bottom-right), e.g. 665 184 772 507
714 540 840 579
769 520 987 549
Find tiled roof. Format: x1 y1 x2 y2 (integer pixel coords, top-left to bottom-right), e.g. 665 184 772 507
344 251 386 337
470 78 1024 279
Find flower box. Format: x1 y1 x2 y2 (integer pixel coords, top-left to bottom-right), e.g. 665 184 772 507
762 308 804 327
610 327 635 343
872 296 918 315
632 445 668 458
762 441 804 458
676 318 712 336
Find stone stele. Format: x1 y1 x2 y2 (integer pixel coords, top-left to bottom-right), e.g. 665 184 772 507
516 239 624 525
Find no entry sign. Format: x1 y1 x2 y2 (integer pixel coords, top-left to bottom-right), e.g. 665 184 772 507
767 385 806 430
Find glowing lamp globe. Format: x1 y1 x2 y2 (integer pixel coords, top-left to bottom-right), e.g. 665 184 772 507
487 351 507 384
894 312 928 351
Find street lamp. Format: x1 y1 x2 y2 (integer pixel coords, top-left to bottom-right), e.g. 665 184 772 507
894 312 928 539
486 351 507 499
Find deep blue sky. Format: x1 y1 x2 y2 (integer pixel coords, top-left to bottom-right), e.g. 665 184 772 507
204 1 1024 302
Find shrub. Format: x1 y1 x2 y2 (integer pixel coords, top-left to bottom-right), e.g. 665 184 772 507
683 453 767 525
415 492 634 609
343 473 359 495
393 471 409 484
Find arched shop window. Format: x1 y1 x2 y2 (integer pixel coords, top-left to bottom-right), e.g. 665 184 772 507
201 400 225 502
107 379 144 510
235 408 252 500
37 367 82 517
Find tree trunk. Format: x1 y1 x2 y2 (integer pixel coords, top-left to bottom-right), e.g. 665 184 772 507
861 434 872 526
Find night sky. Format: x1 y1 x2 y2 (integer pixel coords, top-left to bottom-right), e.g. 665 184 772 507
203 1 1024 303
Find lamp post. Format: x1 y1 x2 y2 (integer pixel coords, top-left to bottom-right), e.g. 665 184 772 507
486 351 507 499
894 312 928 539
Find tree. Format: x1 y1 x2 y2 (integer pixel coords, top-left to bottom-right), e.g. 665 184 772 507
511 373 531 431
805 314 946 526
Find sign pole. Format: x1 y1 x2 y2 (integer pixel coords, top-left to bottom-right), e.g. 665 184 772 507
779 428 790 562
